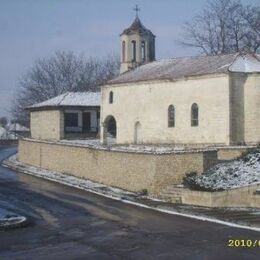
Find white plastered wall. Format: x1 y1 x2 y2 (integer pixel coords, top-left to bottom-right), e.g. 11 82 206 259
101 74 231 145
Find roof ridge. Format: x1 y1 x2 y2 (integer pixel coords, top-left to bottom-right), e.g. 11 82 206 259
155 52 239 62
57 92 70 106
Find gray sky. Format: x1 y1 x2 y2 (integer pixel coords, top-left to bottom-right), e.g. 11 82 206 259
0 0 259 118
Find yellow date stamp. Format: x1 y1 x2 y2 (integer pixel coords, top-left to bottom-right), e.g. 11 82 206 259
228 239 260 248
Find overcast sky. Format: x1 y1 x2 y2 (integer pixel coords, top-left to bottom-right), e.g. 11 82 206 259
0 0 259 118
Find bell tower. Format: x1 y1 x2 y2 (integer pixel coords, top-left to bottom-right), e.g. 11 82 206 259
120 5 156 74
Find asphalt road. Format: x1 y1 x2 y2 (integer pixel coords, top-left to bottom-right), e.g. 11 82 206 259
0 145 259 260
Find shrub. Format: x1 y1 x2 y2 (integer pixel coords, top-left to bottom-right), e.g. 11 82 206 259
138 189 148 196
182 171 197 188
182 171 224 192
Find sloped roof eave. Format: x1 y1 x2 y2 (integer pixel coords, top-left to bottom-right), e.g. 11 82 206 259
105 72 229 87
27 104 100 112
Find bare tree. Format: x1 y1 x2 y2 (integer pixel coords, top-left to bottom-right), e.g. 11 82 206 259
180 0 260 55
11 51 120 126
0 117 8 127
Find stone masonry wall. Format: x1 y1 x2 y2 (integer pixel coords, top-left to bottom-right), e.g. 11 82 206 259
181 183 260 208
18 139 217 195
244 73 260 144
30 110 64 141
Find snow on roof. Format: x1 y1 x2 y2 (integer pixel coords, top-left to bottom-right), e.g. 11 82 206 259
229 54 260 72
7 123 29 132
29 92 101 109
108 53 260 85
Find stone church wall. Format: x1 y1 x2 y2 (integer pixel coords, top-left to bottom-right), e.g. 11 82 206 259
243 73 260 145
229 72 260 145
101 74 231 145
18 139 217 195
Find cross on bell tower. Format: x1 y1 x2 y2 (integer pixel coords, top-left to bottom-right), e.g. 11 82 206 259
119 6 156 74
133 5 140 18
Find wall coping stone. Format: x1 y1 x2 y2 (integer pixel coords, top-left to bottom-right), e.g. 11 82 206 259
22 138 220 155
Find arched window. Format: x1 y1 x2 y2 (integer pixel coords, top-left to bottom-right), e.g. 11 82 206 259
122 41 126 62
191 103 199 126
141 41 146 62
131 40 136 62
168 105 175 127
109 91 113 104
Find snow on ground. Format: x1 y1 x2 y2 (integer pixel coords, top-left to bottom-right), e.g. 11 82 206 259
185 150 260 191
0 127 17 140
60 139 217 154
0 208 26 229
6 154 136 200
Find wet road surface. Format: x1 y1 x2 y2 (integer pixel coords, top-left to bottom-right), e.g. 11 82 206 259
0 145 259 260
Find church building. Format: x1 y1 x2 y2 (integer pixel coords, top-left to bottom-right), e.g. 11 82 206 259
101 13 260 146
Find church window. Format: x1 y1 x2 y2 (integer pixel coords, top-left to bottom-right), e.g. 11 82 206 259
131 40 136 62
122 41 126 62
191 103 199 127
168 105 175 127
141 41 146 62
109 91 113 104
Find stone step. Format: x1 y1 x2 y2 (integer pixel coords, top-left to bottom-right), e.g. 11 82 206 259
163 189 182 193
161 188 183 195
158 195 182 203
163 186 184 192
159 185 184 203
161 191 181 197
160 195 181 200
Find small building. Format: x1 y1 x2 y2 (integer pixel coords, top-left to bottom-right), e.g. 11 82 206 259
7 123 30 138
0 126 7 139
28 92 100 141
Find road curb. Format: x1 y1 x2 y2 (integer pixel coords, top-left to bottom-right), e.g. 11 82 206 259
2 157 260 233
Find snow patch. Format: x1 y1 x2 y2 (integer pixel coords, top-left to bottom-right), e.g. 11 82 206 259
60 139 217 154
0 208 26 229
229 54 260 73
186 150 260 191
4 154 136 200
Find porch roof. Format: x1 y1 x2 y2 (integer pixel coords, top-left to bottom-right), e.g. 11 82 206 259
27 92 101 110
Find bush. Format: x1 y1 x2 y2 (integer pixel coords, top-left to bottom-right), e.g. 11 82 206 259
239 148 259 162
182 171 224 192
182 171 197 188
